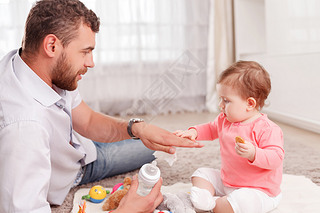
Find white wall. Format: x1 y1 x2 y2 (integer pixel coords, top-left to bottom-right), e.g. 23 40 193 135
234 0 320 134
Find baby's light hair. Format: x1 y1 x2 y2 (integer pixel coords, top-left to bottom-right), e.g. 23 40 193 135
217 61 271 109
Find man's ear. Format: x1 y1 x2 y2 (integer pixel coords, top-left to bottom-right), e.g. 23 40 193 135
246 97 257 111
42 34 61 57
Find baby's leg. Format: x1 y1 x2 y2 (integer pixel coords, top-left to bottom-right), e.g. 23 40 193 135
190 168 220 211
192 176 234 213
214 196 234 213
224 188 282 213
192 176 215 194
191 182 234 213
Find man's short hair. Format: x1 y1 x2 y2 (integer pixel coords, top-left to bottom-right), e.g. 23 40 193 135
22 0 100 56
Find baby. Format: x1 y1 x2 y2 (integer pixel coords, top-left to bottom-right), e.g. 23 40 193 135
175 61 284 213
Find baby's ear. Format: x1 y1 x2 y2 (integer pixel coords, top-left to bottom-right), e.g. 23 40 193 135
246 97 257 111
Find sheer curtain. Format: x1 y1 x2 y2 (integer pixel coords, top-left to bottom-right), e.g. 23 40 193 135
0 0 218 119
205 0 234 113
79 0 210 118
0 0 33 57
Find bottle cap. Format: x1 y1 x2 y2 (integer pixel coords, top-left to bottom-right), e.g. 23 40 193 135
139 163 161 185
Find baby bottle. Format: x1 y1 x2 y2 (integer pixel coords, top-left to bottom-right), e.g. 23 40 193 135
137 162 161 196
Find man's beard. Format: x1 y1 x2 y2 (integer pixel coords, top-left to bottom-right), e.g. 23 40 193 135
51 52 87 91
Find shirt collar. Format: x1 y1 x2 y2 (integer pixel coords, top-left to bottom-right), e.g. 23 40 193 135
12 49 62 107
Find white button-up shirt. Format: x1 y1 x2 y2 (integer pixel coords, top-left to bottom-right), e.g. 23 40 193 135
0 49 97 212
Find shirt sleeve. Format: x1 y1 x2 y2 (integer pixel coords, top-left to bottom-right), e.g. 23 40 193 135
190 113 222 141
250 125 284 170
0 121 51 213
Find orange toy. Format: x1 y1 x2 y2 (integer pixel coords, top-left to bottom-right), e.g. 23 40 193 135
77 200 86 213
102 177 131 211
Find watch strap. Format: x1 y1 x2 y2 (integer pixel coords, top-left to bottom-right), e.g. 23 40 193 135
127 118 144 140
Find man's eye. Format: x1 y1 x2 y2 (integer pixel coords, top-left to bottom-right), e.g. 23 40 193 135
223 99 230 103
82 50 91 55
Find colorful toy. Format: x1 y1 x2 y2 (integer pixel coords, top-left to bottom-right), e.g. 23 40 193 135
77 200 86 213
82 185 109 203
111 182 124 194
102 177 131 211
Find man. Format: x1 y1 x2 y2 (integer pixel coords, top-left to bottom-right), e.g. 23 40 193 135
0 0 203 212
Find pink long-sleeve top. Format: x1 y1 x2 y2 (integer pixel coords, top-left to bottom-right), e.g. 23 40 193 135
192 112 284 196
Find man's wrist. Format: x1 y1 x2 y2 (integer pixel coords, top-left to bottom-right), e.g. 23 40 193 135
127 118 144 140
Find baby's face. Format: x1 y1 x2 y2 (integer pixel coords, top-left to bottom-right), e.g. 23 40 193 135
216 84 250 123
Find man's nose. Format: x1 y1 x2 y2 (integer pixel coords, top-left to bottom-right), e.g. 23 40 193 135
85 54 95 68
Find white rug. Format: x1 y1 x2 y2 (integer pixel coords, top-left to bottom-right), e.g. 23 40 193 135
71 174 320 213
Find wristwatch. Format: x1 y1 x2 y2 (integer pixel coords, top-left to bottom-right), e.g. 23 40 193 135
127 118 144 140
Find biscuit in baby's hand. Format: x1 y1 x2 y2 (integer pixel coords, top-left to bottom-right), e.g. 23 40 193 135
235 136 245 143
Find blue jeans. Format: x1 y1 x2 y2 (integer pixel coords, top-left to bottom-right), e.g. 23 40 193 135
79 139 155 185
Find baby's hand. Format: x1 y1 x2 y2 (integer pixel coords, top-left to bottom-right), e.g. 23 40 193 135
235 138 256 162
173 129 198 141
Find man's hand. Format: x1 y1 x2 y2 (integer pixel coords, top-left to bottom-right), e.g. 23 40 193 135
113 175 163 213
132 122 204 154
235 140 256 162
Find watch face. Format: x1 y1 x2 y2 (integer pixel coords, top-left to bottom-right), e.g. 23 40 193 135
132 118 144 123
